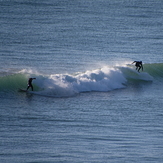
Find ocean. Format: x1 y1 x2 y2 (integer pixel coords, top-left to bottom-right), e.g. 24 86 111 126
0 0 163 162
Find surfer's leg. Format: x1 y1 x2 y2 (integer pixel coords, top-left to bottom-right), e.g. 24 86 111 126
31 85 33 91
26 86 30 91
138 67 141 72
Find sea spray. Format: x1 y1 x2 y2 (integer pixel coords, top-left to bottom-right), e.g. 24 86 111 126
72 67 127 92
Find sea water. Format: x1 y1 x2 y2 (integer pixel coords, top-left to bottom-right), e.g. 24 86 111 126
0 0 163 163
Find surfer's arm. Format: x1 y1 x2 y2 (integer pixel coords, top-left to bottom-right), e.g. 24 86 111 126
132 61 136 64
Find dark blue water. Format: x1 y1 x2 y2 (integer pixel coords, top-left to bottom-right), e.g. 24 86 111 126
0 0 163 162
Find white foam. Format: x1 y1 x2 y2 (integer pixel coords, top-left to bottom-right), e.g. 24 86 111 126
32 66 127 97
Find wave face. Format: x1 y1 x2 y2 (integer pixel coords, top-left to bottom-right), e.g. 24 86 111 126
1 63 161 97
142 63 163 78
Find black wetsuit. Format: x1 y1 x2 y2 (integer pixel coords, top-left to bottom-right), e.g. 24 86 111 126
133 61 143 72
27 78 35 91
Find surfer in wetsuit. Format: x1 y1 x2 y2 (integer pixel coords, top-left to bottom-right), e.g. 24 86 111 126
26 78 36 91
132 61 143 72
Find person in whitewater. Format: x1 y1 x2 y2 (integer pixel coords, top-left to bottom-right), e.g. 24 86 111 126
26 78 36 91
132 61 143 72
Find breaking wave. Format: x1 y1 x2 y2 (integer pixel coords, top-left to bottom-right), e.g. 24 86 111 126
0 63 160 97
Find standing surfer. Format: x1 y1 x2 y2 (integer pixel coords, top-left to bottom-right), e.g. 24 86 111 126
27 78 36 91
132 61 143 72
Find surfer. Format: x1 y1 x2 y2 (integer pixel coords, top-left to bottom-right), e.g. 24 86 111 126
132 61 143 72
26 78 36 91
